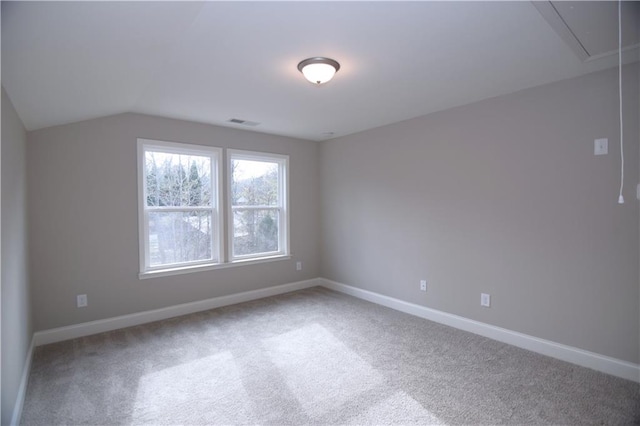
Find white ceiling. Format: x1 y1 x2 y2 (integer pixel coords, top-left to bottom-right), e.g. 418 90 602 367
2 1 639 141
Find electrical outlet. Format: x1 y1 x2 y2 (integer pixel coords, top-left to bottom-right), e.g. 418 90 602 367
77 294 88 308
420 280 427 291
481 293 491 307
296 261 302 271
594 138 608 155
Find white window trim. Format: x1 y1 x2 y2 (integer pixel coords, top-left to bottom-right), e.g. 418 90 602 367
137 138 224 276
227 149 290 263
138 254 291 279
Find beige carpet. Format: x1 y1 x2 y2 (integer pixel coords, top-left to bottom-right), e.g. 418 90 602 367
21 287 640 425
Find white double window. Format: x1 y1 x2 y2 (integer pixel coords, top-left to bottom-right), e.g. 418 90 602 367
138 139 289 277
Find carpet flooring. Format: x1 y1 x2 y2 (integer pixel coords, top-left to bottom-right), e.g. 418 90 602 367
21 287 640 425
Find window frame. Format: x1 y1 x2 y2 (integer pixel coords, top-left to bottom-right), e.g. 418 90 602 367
137 138 223 277
227 149 290 262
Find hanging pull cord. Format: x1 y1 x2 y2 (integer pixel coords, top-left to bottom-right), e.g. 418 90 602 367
618 0 625 204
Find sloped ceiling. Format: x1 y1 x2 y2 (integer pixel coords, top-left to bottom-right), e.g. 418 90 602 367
2 1 638 141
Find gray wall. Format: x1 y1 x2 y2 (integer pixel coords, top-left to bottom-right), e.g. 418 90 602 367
320 65 640 364
2 88 32 425
28 113 320 330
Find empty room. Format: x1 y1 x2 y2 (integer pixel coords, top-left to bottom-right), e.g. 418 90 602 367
2 1 639 425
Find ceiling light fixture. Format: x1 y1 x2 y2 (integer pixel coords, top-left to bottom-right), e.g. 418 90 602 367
297 57 340 85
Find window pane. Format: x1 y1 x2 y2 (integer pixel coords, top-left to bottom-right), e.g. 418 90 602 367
148 211 214 266
233 209 279 256
231 159 278 206
146 151 211 207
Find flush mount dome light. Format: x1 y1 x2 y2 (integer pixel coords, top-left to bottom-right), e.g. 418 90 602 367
297 57 340 85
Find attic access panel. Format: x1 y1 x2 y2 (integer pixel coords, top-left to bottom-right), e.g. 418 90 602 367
533 1 640 61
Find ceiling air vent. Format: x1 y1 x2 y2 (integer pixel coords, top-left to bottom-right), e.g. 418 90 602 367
227 118 260 127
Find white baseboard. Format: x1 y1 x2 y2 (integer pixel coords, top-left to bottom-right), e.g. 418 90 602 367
34 278 319 346
319 278 640 383
10 336 35 426
25 275 640 398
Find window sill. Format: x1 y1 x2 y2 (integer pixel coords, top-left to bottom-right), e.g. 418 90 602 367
139 255 291 280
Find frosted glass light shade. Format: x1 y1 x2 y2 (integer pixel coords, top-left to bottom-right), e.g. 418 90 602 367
297 57 340 85
301 63 336 84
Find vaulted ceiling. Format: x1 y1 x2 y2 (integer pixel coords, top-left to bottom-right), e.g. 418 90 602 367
2 1 639 141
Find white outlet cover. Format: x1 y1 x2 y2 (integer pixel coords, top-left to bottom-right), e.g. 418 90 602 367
594 138 608 155
420 280 427 291
77 294 88 308
481 293 491 307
